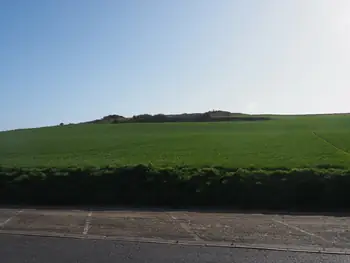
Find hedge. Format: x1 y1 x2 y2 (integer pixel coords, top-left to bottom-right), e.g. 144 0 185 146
1 165 350 210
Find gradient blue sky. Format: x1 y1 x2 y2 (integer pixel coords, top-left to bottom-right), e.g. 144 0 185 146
1 0 350 130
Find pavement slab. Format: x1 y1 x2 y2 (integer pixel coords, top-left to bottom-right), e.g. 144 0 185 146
89 211 192 240
169 212 327 248
0 209 21 228
3 209 86 235
276 215 350 249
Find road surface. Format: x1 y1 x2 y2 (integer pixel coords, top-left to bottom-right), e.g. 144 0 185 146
1 234 349 263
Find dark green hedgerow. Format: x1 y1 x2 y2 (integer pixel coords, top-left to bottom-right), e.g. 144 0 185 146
1 165 350 210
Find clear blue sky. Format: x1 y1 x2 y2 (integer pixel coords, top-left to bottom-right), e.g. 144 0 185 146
1 0 350 130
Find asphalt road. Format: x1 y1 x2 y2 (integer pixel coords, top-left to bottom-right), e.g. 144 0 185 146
1 234 349 263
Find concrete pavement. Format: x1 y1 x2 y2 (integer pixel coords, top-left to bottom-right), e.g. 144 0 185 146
1 208 350 254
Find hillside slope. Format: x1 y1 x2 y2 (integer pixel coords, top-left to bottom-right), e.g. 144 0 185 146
1 114 350 168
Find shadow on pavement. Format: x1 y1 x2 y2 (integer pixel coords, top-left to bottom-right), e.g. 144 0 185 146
1 205 350 217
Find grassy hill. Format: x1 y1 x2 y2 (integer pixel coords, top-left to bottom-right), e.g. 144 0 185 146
1 114 350 168
2 113 350 209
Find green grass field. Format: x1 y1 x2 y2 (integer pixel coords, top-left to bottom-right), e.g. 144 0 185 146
1 114 350 168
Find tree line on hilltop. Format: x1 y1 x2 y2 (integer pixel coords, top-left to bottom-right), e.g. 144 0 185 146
85 110 271 124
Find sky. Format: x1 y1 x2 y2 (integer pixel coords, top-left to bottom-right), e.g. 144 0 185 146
1 0 350 130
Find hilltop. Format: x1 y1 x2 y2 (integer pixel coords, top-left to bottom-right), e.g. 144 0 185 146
84 110 271 124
